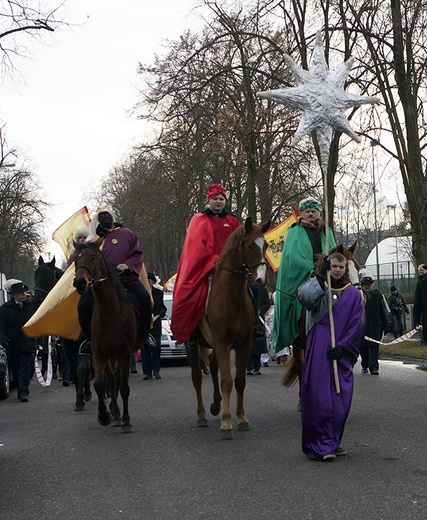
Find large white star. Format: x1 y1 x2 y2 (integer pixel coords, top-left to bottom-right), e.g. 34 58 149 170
258 31 379 158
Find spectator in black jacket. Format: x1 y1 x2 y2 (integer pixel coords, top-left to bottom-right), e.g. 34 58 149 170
360 276 388 375
142 273 167 380
413 264 427 345
387 286 409 339
0 280 36 401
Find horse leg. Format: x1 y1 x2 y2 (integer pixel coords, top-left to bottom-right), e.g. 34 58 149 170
105 360 122 427
74 353 90 412
215 345 234 440
186 346 208 427
234 343 251 432
118 354 134 433
92 356 111 426
208 352 222 416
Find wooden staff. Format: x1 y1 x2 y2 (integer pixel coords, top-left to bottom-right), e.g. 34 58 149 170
321 151 341 394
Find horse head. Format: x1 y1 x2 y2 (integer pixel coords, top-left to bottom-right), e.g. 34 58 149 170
72 239 105 295
234 216 271 287
316 241 360 286
33 255 63 306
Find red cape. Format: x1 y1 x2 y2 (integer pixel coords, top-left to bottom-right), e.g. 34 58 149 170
171 211 241 343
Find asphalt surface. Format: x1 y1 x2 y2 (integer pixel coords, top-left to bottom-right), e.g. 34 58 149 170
1 356 426 520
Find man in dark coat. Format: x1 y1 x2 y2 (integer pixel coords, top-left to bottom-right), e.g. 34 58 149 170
142 273 167 380
387 285 409 339
359 276 389 375
0 281 36 401
247 286 272 375
413 264 427 345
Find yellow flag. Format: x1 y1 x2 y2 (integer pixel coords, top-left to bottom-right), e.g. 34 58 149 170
263 211 299 272
52 206 91 260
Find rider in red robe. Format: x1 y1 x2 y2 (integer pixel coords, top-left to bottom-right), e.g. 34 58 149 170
171 184 241 345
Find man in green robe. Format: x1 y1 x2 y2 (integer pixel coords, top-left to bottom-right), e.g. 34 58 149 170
273 197 336 354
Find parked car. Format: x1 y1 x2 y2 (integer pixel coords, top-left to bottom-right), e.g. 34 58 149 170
0 343 10 400
160 293 186 360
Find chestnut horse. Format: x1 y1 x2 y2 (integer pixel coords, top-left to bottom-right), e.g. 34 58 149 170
72 239 145 433
281 242 360 389
186 217 270 440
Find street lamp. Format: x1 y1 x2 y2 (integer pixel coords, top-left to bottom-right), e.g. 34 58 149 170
371 139 380 286
387 203 398 283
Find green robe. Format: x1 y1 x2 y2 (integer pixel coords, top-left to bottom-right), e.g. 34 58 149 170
273 223 336 352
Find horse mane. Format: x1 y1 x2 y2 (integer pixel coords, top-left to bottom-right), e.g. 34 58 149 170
215 226 245 271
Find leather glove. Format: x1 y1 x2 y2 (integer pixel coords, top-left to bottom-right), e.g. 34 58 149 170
328 345 343 360
160 310 166 319
320 257 331 277
1 340 11 351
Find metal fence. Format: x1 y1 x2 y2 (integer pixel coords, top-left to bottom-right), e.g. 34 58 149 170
365 261 416 298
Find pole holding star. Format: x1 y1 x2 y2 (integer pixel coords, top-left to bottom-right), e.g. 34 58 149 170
258 31 379 393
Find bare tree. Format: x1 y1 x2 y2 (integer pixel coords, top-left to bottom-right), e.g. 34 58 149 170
0 0 67 78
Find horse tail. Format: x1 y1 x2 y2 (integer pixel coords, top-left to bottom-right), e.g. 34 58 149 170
280 356 299 387
280 346 305 387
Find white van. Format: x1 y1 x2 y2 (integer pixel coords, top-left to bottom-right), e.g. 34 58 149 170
161 293 186 359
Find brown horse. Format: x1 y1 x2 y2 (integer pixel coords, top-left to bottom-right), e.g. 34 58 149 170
186 217 271 440
281 242 360 389
72 239 144 433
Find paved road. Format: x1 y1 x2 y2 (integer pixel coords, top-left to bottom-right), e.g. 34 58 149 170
1 357 426 520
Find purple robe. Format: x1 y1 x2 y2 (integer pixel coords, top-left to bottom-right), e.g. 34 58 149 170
298 279 364 460
102 226 143 286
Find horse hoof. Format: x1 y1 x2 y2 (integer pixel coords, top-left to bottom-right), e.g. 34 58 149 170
84 392 92 402
221 429 233 440
197 418 209 427
74 404 85 412
98 413 111 426
110 419 122 427
238 422 250 431
121 424 134 433
210 403 221 416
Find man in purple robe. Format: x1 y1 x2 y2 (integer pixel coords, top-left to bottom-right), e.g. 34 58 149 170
77 209 153 353
297 252 364 461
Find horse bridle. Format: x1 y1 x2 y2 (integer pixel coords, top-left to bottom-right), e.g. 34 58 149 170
75 248 108 286
222 235 267 278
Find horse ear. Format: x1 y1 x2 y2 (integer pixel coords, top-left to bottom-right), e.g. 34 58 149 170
244 217 253 233
94 237 104 249
348 240 357 254
48 257 56 268
261 220 271 234
337 244 344 254
38 256 44 266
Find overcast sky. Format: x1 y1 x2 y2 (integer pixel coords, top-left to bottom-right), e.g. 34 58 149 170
0 0 200 263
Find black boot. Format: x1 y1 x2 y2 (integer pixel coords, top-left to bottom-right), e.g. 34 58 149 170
253 324 265 339
144 334 157 349
187 335 199 349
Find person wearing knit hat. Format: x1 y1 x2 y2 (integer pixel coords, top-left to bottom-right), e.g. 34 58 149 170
171 183 241 348
273 195 336 358
73 227 89 243
0 279 36 401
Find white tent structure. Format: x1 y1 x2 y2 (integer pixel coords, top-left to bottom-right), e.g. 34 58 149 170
365 236 415 279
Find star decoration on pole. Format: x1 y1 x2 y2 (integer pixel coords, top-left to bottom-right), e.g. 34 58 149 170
258 31 380 168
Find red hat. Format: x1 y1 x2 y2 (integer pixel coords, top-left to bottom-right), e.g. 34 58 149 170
207 183 227 201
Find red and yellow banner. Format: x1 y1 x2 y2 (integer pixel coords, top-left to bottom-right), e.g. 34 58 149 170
52 206 91 260
264 210 299 272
